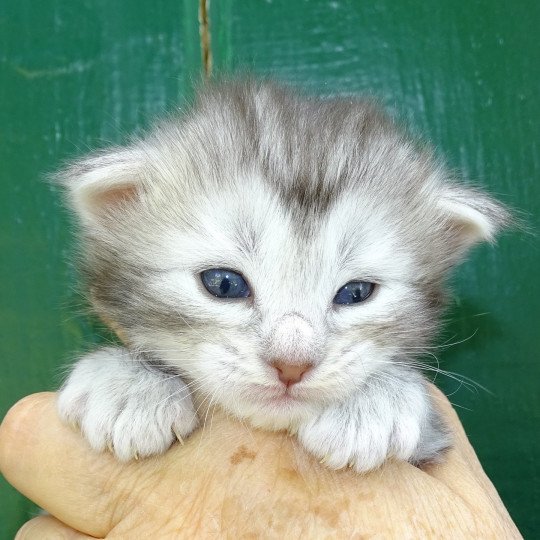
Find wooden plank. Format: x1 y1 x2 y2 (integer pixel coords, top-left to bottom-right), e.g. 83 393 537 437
210 1 540 536
0 1 201 536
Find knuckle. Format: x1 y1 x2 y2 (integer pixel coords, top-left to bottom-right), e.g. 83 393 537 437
0 393 54 477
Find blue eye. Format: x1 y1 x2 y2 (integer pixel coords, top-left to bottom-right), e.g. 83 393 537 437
333 281 375 305
201 269 251 299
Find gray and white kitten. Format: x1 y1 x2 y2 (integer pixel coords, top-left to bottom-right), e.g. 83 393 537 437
56 80 509 471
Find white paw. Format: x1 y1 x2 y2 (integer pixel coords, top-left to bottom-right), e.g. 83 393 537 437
297 374 430 472
57 348 198 461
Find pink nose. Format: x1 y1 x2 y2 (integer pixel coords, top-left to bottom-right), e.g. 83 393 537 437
271 360 313 386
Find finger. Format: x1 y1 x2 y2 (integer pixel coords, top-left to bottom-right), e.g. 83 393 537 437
423 385 521 536
16 515 98 539
0 393 148 538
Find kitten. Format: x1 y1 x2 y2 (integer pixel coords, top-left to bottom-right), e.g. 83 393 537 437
55 80 509 471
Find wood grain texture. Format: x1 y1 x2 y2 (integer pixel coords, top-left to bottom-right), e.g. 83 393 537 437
1 0 538 536
0 1 201 536
211 1 539 536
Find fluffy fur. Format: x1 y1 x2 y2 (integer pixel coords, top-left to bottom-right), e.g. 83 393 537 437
56 80 509 471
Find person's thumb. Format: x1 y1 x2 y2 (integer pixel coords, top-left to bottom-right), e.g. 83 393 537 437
0 393 147 537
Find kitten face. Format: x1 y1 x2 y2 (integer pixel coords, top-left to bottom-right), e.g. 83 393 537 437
58 80 509 430
136 179 436 430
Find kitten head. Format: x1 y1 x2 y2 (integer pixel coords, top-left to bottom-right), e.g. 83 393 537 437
57 80 509 429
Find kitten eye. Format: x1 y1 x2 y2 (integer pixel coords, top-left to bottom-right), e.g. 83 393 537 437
333 281 375 305
201 269 251 299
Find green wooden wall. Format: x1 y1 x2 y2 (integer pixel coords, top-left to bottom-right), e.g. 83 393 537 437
1 1 538 537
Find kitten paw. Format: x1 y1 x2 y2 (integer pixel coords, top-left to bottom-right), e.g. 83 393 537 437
297 373 450 472
57 348 198 461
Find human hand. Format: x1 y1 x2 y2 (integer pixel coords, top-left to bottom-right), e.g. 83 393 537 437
0 388 521 538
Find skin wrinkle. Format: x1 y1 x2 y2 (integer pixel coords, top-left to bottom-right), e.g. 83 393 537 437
53 79 510 471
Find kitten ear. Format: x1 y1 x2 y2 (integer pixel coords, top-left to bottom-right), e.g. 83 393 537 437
54 148 145 227
437 184 511 256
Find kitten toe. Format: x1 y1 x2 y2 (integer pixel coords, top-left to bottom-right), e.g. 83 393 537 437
57 347 198 460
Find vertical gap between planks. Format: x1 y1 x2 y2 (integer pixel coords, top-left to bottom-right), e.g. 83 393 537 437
199 0 212 78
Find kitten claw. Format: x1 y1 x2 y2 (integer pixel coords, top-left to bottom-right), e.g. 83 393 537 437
57 347 199 461
69 420 79 431
173 427 184 445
